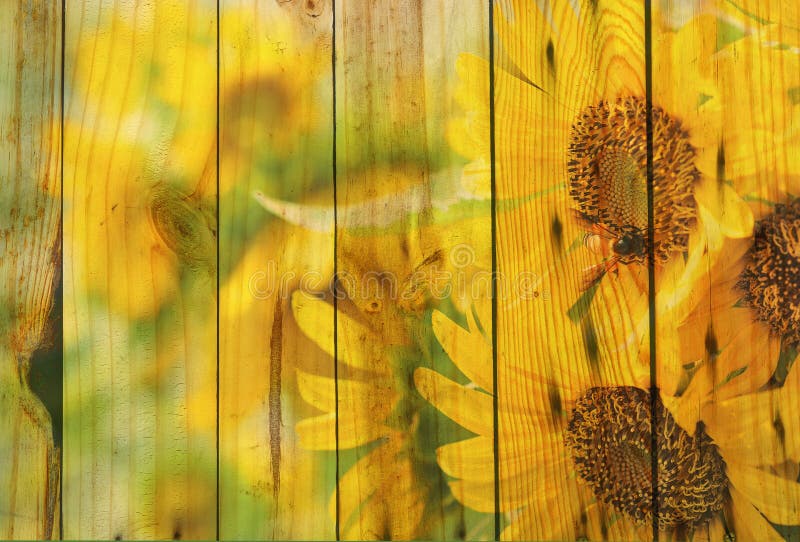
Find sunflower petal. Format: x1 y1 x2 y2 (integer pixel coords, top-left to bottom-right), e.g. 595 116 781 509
295 414 338 450
437 437 495 482
657 10 720 108
498 459 583 540
706 384 800 466
437 433 562 483
728 462 800 524
695 176 755 239
336 437 425 540
296 369 336 412
296 412 389 450
432 310 493 391
728 485 785 541
584 501 649 542
291 291 386 374
413 368 493 436
448 478 498 514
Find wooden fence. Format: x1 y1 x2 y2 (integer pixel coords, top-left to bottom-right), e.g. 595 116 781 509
3 0 800 540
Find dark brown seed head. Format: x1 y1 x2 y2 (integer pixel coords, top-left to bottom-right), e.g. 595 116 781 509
565 386 728 530
738 199 800 347
567 97 699 264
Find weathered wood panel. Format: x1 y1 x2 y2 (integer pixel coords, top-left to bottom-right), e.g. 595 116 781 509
332 0 492 539
0 1 62 539
218 0 336 539
63 1 218 538
492 0 652 539
5 1 800 540
654 2 800 540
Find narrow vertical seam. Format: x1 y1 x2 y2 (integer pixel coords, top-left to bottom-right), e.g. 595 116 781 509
332 2 341 540
643 1 659 540
215 1 221 539
489 1 501 540
60 0 66 536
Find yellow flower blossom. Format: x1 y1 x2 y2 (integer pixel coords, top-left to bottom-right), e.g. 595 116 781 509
417 294 800 540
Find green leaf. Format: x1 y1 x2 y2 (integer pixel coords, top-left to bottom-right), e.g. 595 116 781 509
715 365 748 390
771 340 799 386
716 18 747 52
697 93 714 108
567 283 600 323
789 87 800 106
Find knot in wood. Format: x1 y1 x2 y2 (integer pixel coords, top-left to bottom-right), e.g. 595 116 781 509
147 185 215 273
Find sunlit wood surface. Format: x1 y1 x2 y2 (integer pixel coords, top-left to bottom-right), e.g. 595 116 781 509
62 1 217 539
5 0 800 540
218 1 335 539
0 1 62 538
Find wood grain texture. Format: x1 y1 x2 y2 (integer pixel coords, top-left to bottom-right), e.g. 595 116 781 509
493 0 650 539
334 1 491 539
7 1 800 540
654 2 800 540
63 1 218 538
0 1 62 539
218 0 336 539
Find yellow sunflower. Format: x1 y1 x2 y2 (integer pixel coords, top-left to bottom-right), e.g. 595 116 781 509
666 197 800 414
291 290 426 540
673 13 800 223
64 0 217 318
416 292 800 540
220 3 329 178
445 0 800 342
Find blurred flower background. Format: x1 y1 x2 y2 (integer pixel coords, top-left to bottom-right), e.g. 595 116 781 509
48 0 800 540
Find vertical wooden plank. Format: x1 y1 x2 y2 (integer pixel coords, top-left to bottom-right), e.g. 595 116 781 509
217 0 335 539
333 1 491 539
63 1 218 538
491 1 654 539
653 2 800 540
0 1 62 539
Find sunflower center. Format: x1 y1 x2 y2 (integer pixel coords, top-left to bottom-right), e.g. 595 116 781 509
738 199 800 347
567 97 699 263
565 387 728 530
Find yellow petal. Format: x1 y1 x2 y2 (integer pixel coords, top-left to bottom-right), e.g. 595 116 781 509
459 157 491 200
437 433 562 483
296 369 336 412
296 370 396 418
706 383 800 466
714 33 800 148
729 485 785 541
695 176 755 239
296 412 389 451
336 443 386 528
291 291 386 374
498 459 583 540
584 501 650 542
448 478 497 514
413 368 493 436
437 437 495 482
501 500 579 541
432 310 493 391
445 117 484 162
295 414 338 450
447 453 576 516
653 12 720 127
336 437 425 540
452 53 568 199
351 463 424 540
728 462 800 526
495 0 644 103
711 0 800 31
